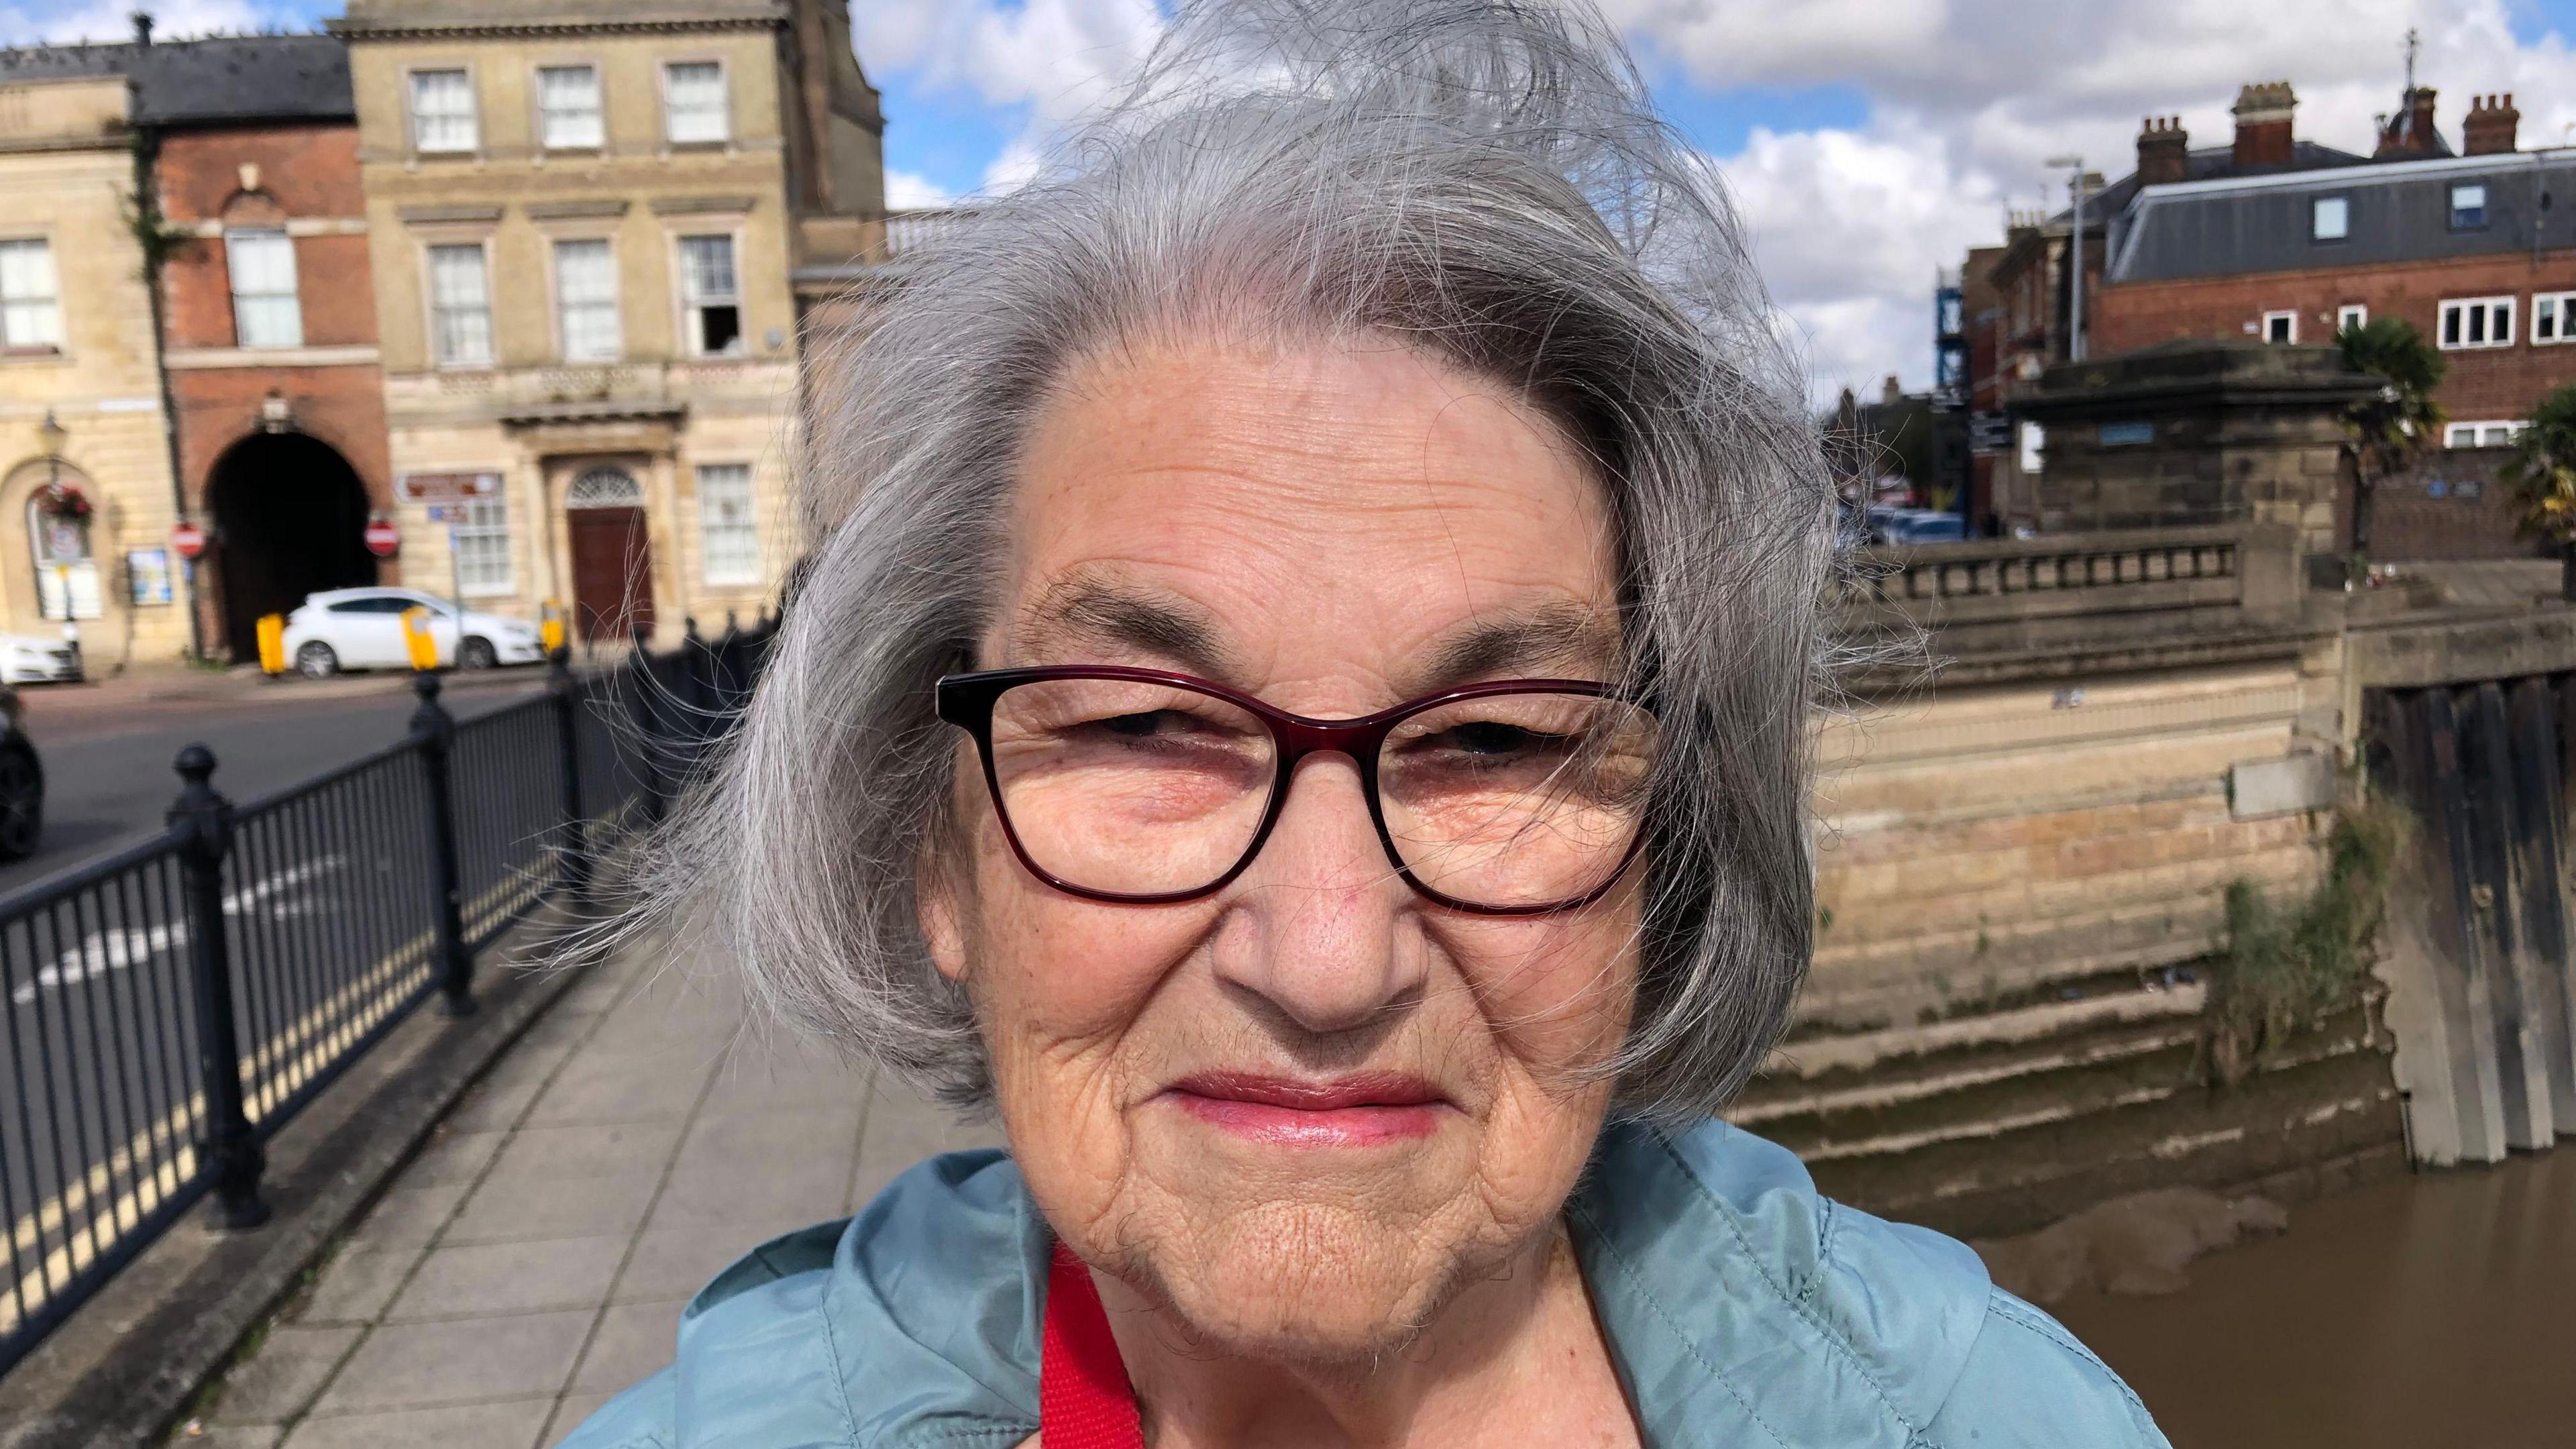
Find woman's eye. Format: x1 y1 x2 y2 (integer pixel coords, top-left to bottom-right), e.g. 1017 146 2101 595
1099 710 1172 738
1448 722 1538 755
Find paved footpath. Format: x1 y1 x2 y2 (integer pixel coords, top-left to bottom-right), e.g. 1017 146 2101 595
181 937 1001 1448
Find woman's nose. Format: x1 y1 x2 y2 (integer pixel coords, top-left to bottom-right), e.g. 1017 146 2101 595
1210 753 1422 1036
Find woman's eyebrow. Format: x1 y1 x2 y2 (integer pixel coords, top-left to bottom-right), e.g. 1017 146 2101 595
1413 606 1619 691
1012 578 1234 677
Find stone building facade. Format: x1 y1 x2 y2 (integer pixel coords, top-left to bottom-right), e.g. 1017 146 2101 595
0 57 190 667
332 0 883 646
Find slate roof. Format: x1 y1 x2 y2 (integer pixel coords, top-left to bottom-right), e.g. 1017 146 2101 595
0 33 351 127
2052 140 2371 234
2106 150 2576 284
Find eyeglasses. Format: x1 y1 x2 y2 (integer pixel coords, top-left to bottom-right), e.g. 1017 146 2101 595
934 666 1658 915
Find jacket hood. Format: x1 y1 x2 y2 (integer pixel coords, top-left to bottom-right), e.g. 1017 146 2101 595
594 1120 1998 1449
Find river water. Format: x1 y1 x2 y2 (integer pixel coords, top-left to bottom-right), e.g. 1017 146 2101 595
2051 1150 2576 1448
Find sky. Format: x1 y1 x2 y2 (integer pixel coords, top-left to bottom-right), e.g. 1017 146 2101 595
11 0 2576 401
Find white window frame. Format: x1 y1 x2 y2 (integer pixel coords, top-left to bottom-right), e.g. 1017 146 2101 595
0 236 63 353
551 237 622 363
695 462 761 586
2439 296 2516 350
2337 303 2369 334
408 68 478 155
2261 309 2297 344
2312 195 2349 241
451 482 514 597
2534 291 2576 345
2451 182 2489 230
676 231 745 358
661 59 731 147
2445 420 2527 449
425 241 495 369
225 228 303 350
536 64 604 152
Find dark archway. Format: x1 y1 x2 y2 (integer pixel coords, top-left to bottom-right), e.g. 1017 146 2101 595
207 433 376 660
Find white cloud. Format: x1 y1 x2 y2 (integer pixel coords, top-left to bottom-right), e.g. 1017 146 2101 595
883 168 953 211
853 0 1164 196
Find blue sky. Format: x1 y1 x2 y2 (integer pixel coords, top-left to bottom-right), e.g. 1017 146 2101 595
10 0 2576 394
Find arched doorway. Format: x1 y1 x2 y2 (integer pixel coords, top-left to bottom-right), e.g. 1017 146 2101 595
207 432 375 660
566 466 655 641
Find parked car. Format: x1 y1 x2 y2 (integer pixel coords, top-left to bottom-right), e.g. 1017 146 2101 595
0 631 83 685
1865 506 1967 545
0 683 42 860
281 589 547 679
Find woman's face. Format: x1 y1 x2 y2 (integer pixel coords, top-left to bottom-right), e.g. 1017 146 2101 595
920 333 1642 1364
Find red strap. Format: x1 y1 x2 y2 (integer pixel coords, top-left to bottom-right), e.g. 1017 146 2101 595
1041 1241 1146 1449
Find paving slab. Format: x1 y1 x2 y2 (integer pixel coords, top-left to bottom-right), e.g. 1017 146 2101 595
384 1236 629 1322
201 930 998 1446
283 1398 553 1449
207 1325 362 1426
309 1311 592 1413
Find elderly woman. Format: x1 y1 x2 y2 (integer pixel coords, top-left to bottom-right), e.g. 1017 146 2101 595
568 3 2165 1446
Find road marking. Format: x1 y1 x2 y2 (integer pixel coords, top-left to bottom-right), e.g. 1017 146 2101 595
1 862 551 1336
8 857 347 1006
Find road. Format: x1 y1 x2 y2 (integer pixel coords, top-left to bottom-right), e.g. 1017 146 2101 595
0 665 586 1359
0 670 546 900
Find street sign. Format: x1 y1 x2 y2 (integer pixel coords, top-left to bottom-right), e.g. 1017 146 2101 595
398 472 498 504
364 518 402 558
170 521 207 561
1968 411 2012 455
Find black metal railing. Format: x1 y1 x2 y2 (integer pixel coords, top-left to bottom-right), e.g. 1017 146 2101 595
0 615 776 1375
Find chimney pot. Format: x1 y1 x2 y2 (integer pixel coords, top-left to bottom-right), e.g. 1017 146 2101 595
2231 80 2297 169
2137 112 2192 185
2464 87 2520 155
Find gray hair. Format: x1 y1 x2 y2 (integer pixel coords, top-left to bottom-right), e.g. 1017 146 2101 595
639 0 1836 1124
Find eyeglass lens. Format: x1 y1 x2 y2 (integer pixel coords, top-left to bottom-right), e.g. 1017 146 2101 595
983 676 1654 908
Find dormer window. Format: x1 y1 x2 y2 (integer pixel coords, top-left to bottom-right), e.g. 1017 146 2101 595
2312 195 2349 241
2451 183 2488 230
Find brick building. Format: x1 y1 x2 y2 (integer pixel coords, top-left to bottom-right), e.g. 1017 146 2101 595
1968 76 2573 555
144 32 396 660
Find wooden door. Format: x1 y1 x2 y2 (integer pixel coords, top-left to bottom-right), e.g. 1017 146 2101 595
569 506 656 641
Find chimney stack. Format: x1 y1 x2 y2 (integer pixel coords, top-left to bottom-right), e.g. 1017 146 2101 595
2375 87 2445 158
2136 115 2190 186
130 10 152 46
2464 93 2520 155
2231 82 2296 169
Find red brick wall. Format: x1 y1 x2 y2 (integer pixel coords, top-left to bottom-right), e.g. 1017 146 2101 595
155 124 377 351
2092 251 2576 421
2367 447 2548 561
151 122 395 651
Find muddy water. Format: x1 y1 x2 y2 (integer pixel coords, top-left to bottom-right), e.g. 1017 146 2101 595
2051 1150 2576 1448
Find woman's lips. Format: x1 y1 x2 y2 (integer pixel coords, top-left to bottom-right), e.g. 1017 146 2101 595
1161 1071 1451 1147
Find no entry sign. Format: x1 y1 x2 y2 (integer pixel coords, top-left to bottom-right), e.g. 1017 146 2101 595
170 521 207 561
364 518 402 559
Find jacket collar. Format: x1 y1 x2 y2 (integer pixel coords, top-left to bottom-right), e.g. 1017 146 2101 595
673 1120 1988 1448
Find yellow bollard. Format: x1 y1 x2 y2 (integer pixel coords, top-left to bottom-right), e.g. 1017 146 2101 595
539 598 566 655
401 606 441 671
256 614 287 676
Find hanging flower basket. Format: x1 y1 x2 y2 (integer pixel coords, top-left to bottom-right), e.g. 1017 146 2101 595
32 482 91 521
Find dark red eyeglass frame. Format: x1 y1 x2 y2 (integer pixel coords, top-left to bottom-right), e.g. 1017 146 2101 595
934 665 1653 916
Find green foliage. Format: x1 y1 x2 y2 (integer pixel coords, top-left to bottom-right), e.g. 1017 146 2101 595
2337 318 2449 562
2202 804 2406 1089
2500 383 2576 546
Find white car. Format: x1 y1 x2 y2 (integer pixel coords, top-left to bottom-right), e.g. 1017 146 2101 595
0 633 83 684
282 588 547 678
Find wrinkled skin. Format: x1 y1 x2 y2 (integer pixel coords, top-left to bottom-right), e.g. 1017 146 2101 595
920 332 1644 1448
